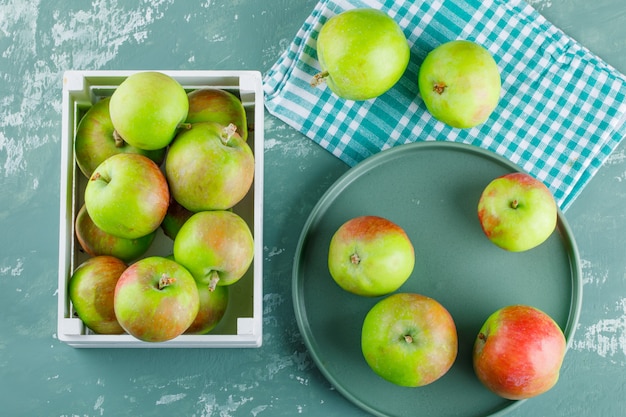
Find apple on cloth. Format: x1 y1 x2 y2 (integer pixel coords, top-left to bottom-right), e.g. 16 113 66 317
263 0 626 211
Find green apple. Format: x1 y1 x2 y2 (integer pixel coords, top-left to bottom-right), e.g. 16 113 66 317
473 305 566 400
84 153 170 239
312 8 410 100
68 255 126 334
114 256 199 343
186 88 248 141
418 40 501 128
173 210 254 291
328 215 414 297
477 172 557 252
74 97 166 178
361 293 458 387
160 197 195 240
165 121 254 211
184 284 229 335
109 71 189 150
75 204 156 263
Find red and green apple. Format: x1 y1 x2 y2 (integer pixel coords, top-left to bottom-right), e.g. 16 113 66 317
68 255 127 334
74 97 165 179
173 210 254 291
114 256 199 343
361 293 458 387
477 172 557 252
418 39 501 128
165 121 254 211
328 215 415 297
186 88 248 141
75 204 156 263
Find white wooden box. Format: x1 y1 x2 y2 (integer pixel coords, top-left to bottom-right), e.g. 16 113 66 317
58 70 264 347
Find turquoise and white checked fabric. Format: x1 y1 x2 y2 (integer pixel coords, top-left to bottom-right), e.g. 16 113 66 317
263 0 626 211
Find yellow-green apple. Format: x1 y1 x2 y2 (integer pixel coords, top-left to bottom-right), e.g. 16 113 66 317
186 88 248 141
312 8 410 100
75 204 156 263
185 284 229 335
173 210 254 291
165 121 254 211
328 215 414 296
74 97 165 178
361 293 458 387
68 255 126 334
109 71 189 150
114 256 199 342
84 153 170 239
477 172 557 252
160 197 194 240
472 305 566 400
418 40 501 128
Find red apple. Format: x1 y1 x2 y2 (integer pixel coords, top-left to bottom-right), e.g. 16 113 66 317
361 293 458 387
184 284 229 335
75 204 156 263
84 153 170 239
472 305 567 400
114 256 199 342
173 210 254 291
165 121 254 211
477 172 557 252
68 255 126 334
328 215 415 296
74 97 165 179
186 88 248 141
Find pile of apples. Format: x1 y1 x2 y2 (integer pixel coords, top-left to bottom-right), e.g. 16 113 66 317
319 7 566 401
68 71 255 343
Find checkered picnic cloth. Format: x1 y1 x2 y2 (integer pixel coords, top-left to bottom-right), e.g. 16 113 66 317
263 0 626 211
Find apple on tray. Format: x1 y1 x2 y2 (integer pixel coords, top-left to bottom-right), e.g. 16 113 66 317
472 305 567 400
74 96 166 179
173 210 254 291
312 8 410 100
84 153 170 240
418 39 501 128
361 293 458 387
165 121 254 211
68 255 127 335
109 71 189 150
477 172 557 252
327 215 415 297
114 256 200 343
75 204 156 263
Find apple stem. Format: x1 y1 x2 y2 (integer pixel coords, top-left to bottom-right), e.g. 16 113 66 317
350 253 360 265
220 123 238 145
433 82 447 95
177 122 192 130
311 70 329 87
207 270 220 292
404 334 413 344
113 130 126 148
158 275 176 290
510 199 519 209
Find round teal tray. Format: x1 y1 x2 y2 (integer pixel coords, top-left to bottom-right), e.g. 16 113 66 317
293 141 582 417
